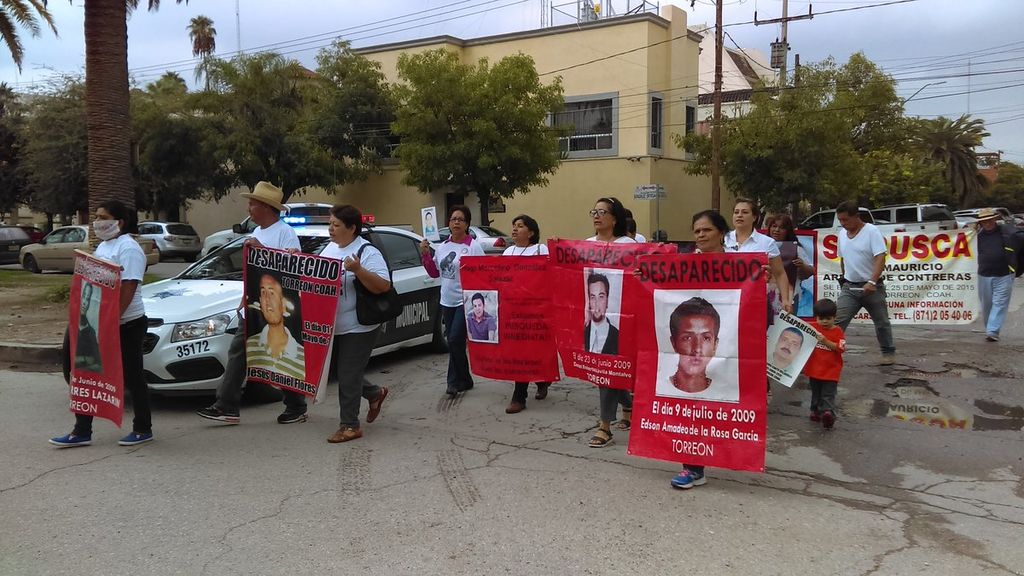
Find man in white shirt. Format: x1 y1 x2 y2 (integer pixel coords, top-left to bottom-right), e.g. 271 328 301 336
834 201 895 365
584 272 619 355
198 181 309 424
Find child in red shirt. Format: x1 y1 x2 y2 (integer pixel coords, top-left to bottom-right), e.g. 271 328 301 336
803 298 846 429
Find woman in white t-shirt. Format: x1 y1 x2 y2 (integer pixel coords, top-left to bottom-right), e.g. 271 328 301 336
50 200 153 448
585 197 637 448
725 198 792 317
501 214 551 414
321 205 393 444
419 205 485 397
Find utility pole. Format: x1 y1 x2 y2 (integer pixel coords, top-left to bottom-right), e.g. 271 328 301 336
755 2 812 87
711 0 723 212
235 0 242 54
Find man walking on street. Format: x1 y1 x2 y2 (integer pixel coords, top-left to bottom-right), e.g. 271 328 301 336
834 201 895 365
197 182 309 425
974 208 1022 342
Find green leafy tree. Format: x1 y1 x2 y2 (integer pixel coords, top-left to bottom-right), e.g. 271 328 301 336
912 114 990 208
0 83 28 216
983 161 1024 212
392 49 564 225
0 0 56 71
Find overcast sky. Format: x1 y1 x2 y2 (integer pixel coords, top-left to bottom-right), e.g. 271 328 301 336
2 0 1022 163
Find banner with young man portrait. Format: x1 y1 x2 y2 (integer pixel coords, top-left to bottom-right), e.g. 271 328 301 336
68 251 125 426
460 255 559 382
243 246 343 402
627 252 769 472
548 240 677 391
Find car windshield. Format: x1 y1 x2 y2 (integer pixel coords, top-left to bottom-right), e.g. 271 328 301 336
167 224 197 236
475 226 508 237
179 234 332 280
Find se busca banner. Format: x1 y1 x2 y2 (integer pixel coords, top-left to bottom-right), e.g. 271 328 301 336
243 245 342 402
68 250 125 426
817 229 979 324
627 252 768 473
460 255 560 383
548 239 677 391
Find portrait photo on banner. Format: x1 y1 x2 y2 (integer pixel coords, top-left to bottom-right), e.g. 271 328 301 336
246 269 307 381
464 289 499 344
654 289 740 403
766 313 818 387
75 280 104 373
582 267 624 356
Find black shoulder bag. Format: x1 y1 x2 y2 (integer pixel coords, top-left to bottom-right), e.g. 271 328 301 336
353 243 402 325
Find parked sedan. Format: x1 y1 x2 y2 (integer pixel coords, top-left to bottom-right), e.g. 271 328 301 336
135 225 444 394
139 221 202 262
19 225 159 273
0 225 32 265
436 225 511 254
16 225 45 243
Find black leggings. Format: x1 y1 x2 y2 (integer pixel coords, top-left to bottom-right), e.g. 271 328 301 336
73 316 151 435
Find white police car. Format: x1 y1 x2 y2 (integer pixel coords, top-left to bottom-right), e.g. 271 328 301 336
137 225 443 394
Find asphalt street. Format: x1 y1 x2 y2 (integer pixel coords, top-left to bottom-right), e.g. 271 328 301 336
1 282 1022 575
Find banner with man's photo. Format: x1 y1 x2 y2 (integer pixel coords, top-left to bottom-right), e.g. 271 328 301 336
816 229 979 324
460 255 560 382
243 246 343 402
767 311 819 387
627 252 768 472
548 240 677 391
68 250 125 426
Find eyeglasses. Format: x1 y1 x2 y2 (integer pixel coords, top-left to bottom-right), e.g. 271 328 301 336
589 209 610 218
449 217 466 223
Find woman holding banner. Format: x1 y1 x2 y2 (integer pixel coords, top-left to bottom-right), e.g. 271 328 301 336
586 197 637 448
420 205 486 396
50 200 153 448
321 205 392 443
766 215 814 316
502 214 551 414
668 209 731 489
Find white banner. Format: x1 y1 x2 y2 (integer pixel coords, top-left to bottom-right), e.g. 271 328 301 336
767 311 819 387
816 229 979 324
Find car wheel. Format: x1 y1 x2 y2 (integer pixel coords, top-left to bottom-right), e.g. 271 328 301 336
430 313 448 353
243 381 283 403
23 254 40 274
184 254 197 263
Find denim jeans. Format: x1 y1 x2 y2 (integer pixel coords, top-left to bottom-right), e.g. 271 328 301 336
599 388 632 423
441 305 473 391
978 274 1015 336
74 316 151 436
836 282 895 354
809 378 838 413
215 328 307 414
334 330 381 428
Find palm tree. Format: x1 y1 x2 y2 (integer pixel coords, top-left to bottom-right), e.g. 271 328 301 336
82 0 185 218
913 114 990 207
187 14 215 90
0 0 57 71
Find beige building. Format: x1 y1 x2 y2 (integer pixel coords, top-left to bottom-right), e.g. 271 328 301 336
187 4 727 242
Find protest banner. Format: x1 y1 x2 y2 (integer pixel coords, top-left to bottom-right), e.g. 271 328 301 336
460 255 560 382
817 229 979 324
767 311 819 387
243 245 342 402
627 252 768 472
68 250 125 426
421 206 440 242
548 239 676 390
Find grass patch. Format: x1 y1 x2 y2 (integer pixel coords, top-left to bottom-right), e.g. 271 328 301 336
0 270 165 305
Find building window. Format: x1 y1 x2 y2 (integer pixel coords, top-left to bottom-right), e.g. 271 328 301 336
650 96 663 150
552 94 617 157
685 105 696 135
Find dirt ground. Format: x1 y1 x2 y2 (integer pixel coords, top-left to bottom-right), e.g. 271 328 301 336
0 271 71 345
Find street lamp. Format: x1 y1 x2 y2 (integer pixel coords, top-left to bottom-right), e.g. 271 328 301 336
905 81 948 103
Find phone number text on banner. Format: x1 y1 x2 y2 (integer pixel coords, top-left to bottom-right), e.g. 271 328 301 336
549 239 677 391
817 229 978 324
460 255 560 383
627 252 768 473
243 245 342 401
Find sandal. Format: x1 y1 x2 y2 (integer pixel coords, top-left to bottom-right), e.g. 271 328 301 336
588 427 613 448
366 386 389 423
327 426 363 443
616 409 632 430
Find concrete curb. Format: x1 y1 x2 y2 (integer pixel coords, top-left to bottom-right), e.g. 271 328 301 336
0 341 62 367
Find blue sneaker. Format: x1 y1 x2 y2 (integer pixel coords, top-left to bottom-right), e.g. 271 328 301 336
118 432 154 446
670 468 706 489
49 433 92 448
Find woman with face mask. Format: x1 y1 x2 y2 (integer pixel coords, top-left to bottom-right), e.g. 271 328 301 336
50 200 153 448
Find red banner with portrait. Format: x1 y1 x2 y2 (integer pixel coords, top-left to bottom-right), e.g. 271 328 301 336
460 255 560 382
627 252 768 472
548 239 677 391
68 251 125 426
243 246 343 402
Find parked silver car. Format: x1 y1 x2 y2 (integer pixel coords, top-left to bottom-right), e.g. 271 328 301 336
138 221 202 262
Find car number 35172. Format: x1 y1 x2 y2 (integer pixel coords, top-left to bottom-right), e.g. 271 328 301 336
176 340 210 358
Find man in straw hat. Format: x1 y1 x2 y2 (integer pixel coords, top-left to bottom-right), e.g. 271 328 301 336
197 182 310 424
974 208 1022 342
